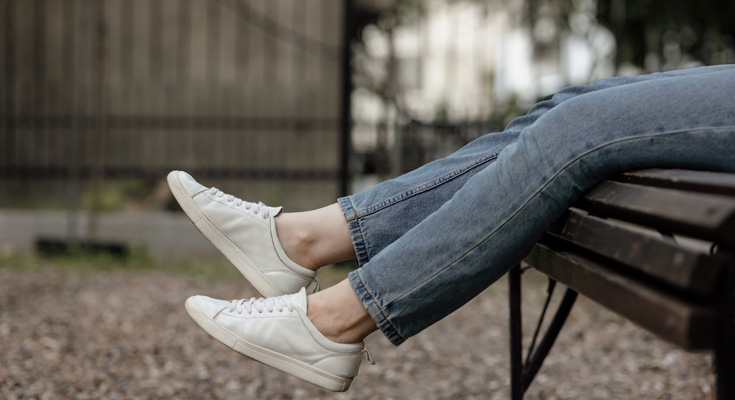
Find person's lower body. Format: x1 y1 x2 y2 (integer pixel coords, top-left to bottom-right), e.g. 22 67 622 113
176 64 735 390
344 64 735 345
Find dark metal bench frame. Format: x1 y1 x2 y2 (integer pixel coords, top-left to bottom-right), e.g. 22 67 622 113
507 169 735 399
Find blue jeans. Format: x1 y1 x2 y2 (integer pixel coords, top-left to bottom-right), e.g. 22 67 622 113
338 65 735 346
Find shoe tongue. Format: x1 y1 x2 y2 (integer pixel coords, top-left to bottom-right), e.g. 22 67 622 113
269 206 283 217
289 287 308 312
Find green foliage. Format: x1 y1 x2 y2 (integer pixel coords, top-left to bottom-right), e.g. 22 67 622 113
610 0 733 67
526 0 735 69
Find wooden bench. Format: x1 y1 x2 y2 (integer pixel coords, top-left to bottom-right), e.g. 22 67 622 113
508 169 735 399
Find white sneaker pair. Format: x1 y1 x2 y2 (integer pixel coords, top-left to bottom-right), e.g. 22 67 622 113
168 171 370 391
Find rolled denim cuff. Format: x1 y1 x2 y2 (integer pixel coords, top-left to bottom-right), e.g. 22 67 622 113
338 196 371 267
348 268 406 346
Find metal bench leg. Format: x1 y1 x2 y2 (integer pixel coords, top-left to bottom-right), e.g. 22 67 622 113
509 264 524 400
508 265 578 399
521 288 577 393
715 257 735 399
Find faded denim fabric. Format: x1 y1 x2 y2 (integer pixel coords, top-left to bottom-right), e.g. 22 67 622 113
339 65 735 345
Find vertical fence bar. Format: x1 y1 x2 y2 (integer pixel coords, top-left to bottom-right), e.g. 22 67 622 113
64 0 83 241
149 0 162 118
4 0 17 199
233 0 249 172
152 0 165 171
0 0 4 196
177 0 191 168
0 0 11 200
297 0 309 182
339 0 352 197
33 0 46 180
86 0 107 241
207 0 220 115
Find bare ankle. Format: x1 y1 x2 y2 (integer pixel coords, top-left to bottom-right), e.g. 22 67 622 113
274 204 357 271
274 214 320 270
307 280 378 344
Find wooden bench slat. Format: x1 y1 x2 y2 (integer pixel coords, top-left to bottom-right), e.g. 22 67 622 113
618 169 735 196
545 210 721 295
579 181 735 245
525 242 715 350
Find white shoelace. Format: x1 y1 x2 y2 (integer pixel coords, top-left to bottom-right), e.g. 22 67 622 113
209 187 269 218
229 295 294 314
226 294 376 366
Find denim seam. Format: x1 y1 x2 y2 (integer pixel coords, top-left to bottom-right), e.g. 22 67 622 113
338 196 357 222
352 268 406 345
355 152 500 219
380 126 733 310
338 196 371 266
349 196 371 266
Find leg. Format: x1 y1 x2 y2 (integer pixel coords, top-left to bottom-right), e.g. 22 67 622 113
338 66 735 267
296 64 735 343
182 65 735 391
307 279 378 344
172 67 725 288
348 65 735 345
275 204 355 270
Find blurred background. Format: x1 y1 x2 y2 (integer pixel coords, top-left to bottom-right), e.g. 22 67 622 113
1 1 731 399
1 0 734 257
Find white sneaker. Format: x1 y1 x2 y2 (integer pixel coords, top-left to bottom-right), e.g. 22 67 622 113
167 170 318 297
185 288 372 392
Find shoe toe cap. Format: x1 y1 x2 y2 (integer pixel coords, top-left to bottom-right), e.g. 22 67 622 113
186 295 229 318
172 170 207 196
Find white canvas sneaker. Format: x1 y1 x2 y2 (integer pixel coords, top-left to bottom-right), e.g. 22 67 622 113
167 170 318 297
185 288 372 392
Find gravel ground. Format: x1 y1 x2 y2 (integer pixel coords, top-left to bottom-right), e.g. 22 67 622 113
0 266 716 400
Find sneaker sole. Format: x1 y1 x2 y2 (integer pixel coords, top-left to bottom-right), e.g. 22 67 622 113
185 297 353 392
167 171 282 297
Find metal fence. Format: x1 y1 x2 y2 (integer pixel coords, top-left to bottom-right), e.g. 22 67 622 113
0 0 348 212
